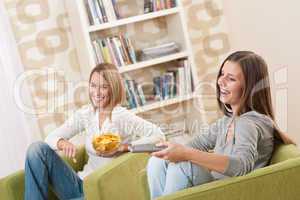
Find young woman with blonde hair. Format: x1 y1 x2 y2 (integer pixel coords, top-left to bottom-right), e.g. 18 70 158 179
25 63 164 199
147 51 295 199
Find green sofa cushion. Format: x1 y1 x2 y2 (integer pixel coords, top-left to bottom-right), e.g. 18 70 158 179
156 157 300 200
270 144 300 164
84 152 150 200
140 144 300 200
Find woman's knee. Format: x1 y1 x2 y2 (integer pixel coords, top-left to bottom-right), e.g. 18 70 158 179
147 156 167 175
26 141 51 160
170 161 213 185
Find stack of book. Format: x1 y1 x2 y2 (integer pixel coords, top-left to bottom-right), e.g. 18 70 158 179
153 59 193 101
92 34 137 67
85 0 120 25
144 0 177 13
125 79 147 109
125 59 193 109
140 42 180 60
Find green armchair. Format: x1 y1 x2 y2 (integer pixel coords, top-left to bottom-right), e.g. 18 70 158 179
2 144 300 200
0 146 150 200
139 144 300 200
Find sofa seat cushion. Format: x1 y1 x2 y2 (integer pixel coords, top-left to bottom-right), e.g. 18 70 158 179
270 144 300 164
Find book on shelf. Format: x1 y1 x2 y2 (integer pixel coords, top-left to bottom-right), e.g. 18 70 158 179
153 76 162 101
92 34 137 67
124 80 137 108
174 59 193 96
125 59 193 110
153 73 175 101
144 0 177 13
137 84 147 105
111 0 120 19
103 0 117 22
163 73 173 100
144 0 153 14
125 79 147 109
139 42 180 61
163 127 186 138
85 0 119 25
86 0 100 25
97 0 108 23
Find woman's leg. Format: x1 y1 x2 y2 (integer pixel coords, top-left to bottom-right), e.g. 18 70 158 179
147 156 214 199
147 157 168 199
25 141 84 200
163 161 214 196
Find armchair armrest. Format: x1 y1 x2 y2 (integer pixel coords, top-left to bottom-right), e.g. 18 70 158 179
61 145 87 172
0 145 87 200
139 169 151 200
84 152 150 200
156 157 300 200
0 170 24 200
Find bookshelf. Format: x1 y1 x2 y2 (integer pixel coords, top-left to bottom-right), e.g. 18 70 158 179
88 7 180 32
118 51 188 74
131 94 194 114
66 0 200 135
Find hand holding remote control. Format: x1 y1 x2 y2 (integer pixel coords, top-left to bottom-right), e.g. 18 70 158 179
151 142 189 163
129 143 168 153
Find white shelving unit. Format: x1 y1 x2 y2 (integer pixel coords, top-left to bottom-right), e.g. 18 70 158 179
118 51 188 74
88 7 180 32
66 0 200 135
131 94 195 114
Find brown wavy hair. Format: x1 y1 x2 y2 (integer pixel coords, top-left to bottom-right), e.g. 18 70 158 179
216 51 294 144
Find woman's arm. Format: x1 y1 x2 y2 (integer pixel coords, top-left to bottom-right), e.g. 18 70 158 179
118 111 165 145
153 117 261 176
185 147 229 173
45 107 86 150
151 117 226 172
152 142 229 173
186 117 224 152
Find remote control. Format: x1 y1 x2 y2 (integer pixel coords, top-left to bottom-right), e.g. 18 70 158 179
129 144 167 153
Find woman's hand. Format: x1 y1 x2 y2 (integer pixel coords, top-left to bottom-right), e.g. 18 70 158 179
57 139 77 161
96 144 129 158
151 142 189 162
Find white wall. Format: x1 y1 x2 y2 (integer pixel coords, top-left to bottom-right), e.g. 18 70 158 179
223 0 300 144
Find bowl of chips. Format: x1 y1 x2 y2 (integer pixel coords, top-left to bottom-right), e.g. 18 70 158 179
92 133 121 153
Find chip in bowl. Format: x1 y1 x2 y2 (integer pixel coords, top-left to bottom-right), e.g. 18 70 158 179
92 133 121 153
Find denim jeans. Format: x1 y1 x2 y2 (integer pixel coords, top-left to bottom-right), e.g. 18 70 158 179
147 157 214 200
25 141 84 200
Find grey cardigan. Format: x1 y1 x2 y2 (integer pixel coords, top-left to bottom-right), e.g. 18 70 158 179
187 111 274 179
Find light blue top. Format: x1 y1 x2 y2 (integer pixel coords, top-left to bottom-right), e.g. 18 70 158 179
187 111 274 179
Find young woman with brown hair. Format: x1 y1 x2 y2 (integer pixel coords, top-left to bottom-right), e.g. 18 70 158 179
147 51 295 199
24 63 164 199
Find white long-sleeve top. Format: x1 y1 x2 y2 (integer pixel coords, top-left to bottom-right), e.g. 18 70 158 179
45 104 165 179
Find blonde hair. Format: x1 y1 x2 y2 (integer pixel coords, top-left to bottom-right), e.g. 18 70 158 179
89 63 126 120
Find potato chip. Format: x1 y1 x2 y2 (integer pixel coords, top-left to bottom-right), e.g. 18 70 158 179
92 133 121 153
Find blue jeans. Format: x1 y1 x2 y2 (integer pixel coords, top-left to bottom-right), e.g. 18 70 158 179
147 157 214 199
25 141 84 200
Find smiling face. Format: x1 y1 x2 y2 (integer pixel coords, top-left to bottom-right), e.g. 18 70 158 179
89 72 111 109
217 61 245 112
